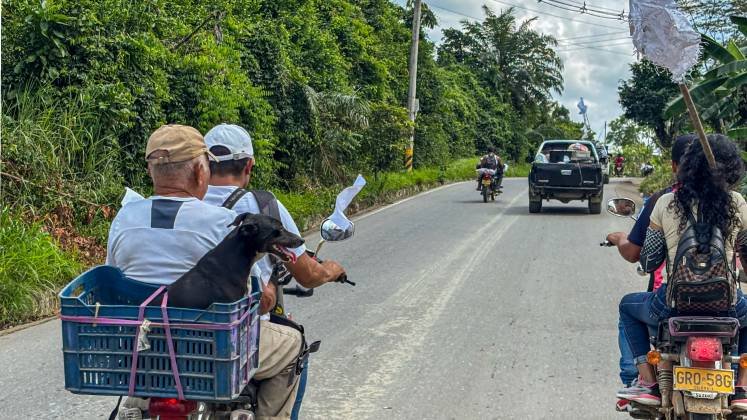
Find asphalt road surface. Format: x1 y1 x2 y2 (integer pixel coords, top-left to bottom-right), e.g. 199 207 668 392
0 178 646 420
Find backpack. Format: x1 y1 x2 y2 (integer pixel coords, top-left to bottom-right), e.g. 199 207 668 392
221 189 291 316
666 203 736 314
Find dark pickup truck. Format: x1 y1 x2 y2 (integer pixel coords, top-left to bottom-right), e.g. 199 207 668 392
528 140 604 214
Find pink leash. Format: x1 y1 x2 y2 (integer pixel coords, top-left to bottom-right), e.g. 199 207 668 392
127 286 166 397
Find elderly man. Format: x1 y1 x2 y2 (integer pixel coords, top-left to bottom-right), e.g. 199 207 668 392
107 124 302 420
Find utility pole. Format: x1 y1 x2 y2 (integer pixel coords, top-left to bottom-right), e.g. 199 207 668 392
405 0 422 172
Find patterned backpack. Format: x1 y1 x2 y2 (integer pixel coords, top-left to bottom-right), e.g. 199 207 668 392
666 204 736 314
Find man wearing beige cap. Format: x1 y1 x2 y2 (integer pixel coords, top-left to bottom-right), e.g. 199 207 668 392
106 124 302 420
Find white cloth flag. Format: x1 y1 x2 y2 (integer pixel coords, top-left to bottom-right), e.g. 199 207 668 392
329 174 366 228
628 0 701 82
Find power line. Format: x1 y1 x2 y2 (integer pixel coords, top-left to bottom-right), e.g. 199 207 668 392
556 44 635 56
540 0 628 20
557 35 631 44
558 38 632 47
555 31 629 41
540 1 627 21
542 0 625 14
485 0 628 30
427 3 482 21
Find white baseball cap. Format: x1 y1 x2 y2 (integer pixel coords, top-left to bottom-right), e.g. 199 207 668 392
204 124 254 162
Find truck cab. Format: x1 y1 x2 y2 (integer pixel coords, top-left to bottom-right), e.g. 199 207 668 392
528 140 604 214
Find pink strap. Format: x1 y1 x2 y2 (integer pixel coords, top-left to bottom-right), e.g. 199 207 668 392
60 308 251 330
161 293 185 400
128 286 166 397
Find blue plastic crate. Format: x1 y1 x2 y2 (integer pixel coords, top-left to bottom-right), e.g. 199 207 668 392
59 265 260 401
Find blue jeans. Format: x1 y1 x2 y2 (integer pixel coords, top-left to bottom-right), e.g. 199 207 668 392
620 285 747 360
291 358 308 420
619 318 638 386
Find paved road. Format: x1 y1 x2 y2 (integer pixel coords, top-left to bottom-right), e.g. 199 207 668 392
0 178 645 419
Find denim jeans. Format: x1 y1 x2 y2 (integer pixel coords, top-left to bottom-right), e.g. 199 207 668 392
620 285 747 360
618 318 638 386
290 358 308 420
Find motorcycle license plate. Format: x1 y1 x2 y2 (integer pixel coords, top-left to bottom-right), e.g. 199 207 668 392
673 366 734 394
482 179 492 185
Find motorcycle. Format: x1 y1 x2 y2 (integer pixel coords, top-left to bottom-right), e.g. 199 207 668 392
144 218 355 420
477 167 503 203
123 178 365 420
615 162 625 177
603 197 746 420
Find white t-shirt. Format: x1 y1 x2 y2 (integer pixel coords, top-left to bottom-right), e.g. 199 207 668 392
203 185 307 285
106 196 240 285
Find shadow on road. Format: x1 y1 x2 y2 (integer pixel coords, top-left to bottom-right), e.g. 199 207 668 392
502 205 592 217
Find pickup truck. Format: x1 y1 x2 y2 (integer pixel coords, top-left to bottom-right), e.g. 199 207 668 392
528 140 604 214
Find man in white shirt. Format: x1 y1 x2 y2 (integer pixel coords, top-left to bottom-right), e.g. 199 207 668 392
202 124 346 295
107 124 301 420
202 124 347 420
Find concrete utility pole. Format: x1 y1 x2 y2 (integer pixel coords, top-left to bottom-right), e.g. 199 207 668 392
405 0 422 172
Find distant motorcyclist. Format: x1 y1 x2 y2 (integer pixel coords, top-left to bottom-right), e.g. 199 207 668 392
476 146 504 191
614 154 625 176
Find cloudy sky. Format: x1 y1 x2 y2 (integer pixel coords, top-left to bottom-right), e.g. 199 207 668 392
394 0 636 137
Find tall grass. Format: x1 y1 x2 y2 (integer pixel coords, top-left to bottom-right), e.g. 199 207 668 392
1 85 125 219
0 208 82 327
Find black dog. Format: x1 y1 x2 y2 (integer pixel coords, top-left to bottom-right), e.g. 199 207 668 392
167 213 305 309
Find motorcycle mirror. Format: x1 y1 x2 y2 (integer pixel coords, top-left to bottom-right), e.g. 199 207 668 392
320 218 355 242
606 198 637 219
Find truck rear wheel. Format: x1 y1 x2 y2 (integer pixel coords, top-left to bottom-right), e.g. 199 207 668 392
589 200 602 214
529 199 542 213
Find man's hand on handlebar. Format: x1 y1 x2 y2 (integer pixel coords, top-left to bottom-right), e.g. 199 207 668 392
321 260 347 284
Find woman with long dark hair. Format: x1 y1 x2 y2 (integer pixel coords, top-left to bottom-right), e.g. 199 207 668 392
616 134 747 409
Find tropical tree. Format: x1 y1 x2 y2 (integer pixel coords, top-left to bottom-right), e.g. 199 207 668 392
618 60 683 147
438 6 563 120
664 17 747 140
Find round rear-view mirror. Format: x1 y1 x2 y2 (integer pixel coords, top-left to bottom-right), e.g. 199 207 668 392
607 198 636 218
320 218 355 242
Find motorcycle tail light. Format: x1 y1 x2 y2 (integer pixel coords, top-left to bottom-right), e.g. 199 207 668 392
739 354 747 369
686 337 722 362
148 398 198 419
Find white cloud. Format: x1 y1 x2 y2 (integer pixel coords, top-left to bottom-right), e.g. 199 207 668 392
393 0 636 138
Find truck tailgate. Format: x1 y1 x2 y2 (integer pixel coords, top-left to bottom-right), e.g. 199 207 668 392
531 163 601 188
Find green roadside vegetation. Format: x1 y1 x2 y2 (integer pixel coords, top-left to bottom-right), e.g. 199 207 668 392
1 0 581 328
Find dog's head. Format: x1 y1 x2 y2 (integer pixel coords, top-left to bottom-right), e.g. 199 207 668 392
228 213 305 263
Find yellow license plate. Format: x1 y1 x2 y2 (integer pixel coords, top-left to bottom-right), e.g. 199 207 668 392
673 366 734 394
482 179 492 185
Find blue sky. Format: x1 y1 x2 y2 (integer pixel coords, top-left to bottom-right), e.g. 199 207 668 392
393 0 636 138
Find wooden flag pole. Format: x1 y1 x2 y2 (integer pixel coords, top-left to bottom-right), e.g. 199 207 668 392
679 83 717 169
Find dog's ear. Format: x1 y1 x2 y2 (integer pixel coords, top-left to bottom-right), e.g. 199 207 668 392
228 212 251 228
238 221 259 237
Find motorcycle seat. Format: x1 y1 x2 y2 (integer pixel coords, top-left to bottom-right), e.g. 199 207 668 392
667 316 739 338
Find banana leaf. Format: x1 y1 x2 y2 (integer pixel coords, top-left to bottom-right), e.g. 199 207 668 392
664 77 729 118
730 16 747 38
702 34 739 63
729 127 747 140
716 60 747 76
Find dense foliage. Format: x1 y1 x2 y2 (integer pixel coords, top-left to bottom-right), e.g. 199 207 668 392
2 0 580 208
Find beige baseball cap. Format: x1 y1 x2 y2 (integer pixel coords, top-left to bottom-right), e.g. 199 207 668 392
145 124 216 165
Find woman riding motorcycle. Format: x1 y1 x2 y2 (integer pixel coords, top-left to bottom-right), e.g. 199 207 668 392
616 134 747 409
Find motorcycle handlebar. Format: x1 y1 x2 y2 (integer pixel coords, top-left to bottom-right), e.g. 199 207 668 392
600 240 613 247
283 285 314 297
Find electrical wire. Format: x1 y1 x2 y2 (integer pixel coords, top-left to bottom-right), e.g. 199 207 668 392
540 0 628 19
555 31 629 41
485 0 628 30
